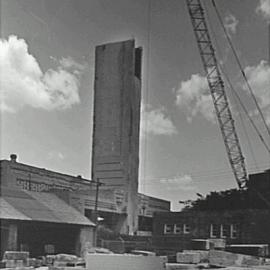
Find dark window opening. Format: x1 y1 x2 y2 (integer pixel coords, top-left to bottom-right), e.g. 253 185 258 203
85 209 94 220
135 47 142 79
138 216 153 232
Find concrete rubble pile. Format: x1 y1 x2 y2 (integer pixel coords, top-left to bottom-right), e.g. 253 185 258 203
0 252 85 270
165 249 270 270
1 248 270 270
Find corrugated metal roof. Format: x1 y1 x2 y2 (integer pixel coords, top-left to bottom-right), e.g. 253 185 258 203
0 188 95 226
0 198 31 220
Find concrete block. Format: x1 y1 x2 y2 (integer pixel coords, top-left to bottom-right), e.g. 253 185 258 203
183 250 209 262
36 267 49 270
53 261 67 267
51 266 83 270
209 250 263 268
27 258 37 267
166 263 199 270
64 267 85 270
54 254 78 263
15 260 24 267
53 254 78 267
160 256 169 264
191 239 211 250
3 251 29 261
209 238 226 249
3 259 29 268
214 267 270 270
86 254 165 270
176 252 200 264
226 244 269 257
45 255 55 265
4 268 34 270
5 260 15 268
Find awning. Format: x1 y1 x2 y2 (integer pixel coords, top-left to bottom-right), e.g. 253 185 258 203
0 187 95 226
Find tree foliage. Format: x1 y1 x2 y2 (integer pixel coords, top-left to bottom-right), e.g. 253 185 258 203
183 188 270 211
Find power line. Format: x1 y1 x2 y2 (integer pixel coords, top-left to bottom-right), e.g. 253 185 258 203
211 0 270 138
203 3 259 171
141 0 153 193
141 164 270 184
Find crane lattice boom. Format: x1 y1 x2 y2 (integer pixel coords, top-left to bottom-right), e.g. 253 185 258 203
186 0 248 189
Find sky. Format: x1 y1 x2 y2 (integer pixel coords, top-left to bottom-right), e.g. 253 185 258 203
1 0 270 210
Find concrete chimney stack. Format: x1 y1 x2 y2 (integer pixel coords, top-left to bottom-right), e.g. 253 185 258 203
10 154 17 162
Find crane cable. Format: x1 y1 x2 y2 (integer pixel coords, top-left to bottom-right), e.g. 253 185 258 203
209 0 270 208
211 0 270 139
205 1 270 154
230 86 260 171
203 3 264 166
221 66 270 154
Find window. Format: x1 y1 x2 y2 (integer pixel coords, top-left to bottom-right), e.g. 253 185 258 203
183 224 190 234
210 224 239 239
174 224 182 234
138 216 153 232
164 224 174 234
210 224 219 238
230 224 238 239
221 224 230 238
44 244 55 254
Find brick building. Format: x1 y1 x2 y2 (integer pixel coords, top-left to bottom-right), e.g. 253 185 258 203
152 169 270 254
0 156 95 258
152 209 270 253
0 155 170 256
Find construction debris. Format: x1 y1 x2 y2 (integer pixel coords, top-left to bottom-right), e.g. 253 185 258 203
176 252 200 264
209 249 264 268
166 263 200 270
2 251 29 268
182 250 209 262
226 244 269 257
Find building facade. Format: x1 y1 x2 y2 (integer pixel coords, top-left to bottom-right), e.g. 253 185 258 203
152 209 270 253
151 169 270 253
0 155 170 253
0 156 95 258
91 40 142 235
248 169 270 203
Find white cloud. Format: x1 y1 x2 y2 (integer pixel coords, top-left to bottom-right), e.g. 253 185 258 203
140 105 177 136
0 35 82 113
175 74 215 123
244 60 270 124
160 174 196 191
59 56 86 73
256 0 270 20
224 14 239 36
